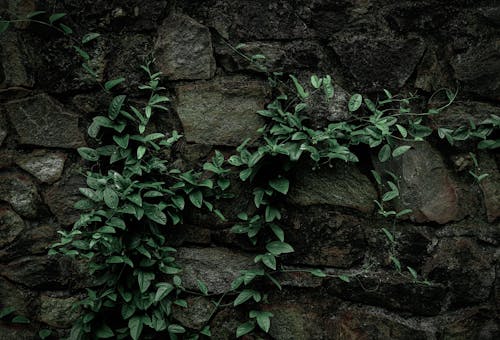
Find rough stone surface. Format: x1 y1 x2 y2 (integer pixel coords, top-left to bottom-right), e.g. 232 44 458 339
176 247 254 294
0 171 41 219
373 141 462 224
172 297 214 330
423 237 495 308
332 33 426 91
0 31 34 89
43 169 86 226
15 150 66 184
155 14 215 80
288 161 377 213
0 277 35 317
478 153 500 222
2 94 85 148
451 40 500 100
175 77 267 146
0 206 24 249
0 113 7 146
39 293 80 328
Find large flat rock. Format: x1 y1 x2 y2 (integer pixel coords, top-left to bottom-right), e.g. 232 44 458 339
175 77 267 146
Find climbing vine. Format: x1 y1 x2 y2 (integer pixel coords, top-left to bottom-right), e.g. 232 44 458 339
1 9 499 340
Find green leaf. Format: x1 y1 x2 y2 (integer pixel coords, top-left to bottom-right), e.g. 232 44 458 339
137 271 155 293
390 256 401 272
381 228 395 243
0 307 16 319
154 283 174 302
392 145 412 158
197 279 209 295
189 190 203 208
103 187 119 209
171 195 185 210
478 139 499 149
261 254 276 270
407 266 418 280
26 11 46 19
234 290 255 306
265 205 281 222
0 21 10 33
105 77 126 91
78 147 99 161
137 146 146 159
168 324 186 334
82 32 101 44
348 94 362 112
289 75 309 99
236 321 255 338
269 178 289 195
323 75 334 99
49 13 66 24
378 144 391 162
338 275 350 282
310 269 327 277
217 178 230 190
38 329 52 339
95 323 114 338
129 316 144 340
371 170 382 185
59 23 73 34
310 75 321 89
73 46 89 60
256 312 273 333
269 224 285 242
396 124 408 138
200 326 211 336
144 205 167 225
396 209 412 217
109 95 127 120
11 315 30 324
113 134 130 149
266 241 294 255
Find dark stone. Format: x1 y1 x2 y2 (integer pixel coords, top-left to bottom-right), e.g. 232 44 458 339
478 153 500 222
0 223 58 261
0 205 24 249
172 297 214 330
439 308 500 339
43 168 86 226
176 247 255 294
288 161 377 213
325 270 446 316
331 32 425 91
0 171 41 219
373 142 463 224
175 77 267 146
2 94 85 148
155 14 215 80
334 305 432 339
430 101 500 130
0 113 7 146
38 293 81 328
0 276 36 318
0 31 34 89
15 150 67 184
423 237 495 308
283 207 366 268
451 40 500 100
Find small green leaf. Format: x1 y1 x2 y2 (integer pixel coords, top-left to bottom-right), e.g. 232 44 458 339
378 144 391 162
168 324 186 334
105 77 126 91
392 145 412 158
348 94 362 112
109 95 127 120
154 283 174 302
113 134 130 149
396 124 408 138
381 228 395 243
236 321 255 338
78 147 99 161
189 190 203 208
137 146 146 159
129 316 144 340
310 269 327 277
310 75 321 89
396 209 412 217
49 13 66 24
73 46 89 60
11 315 30 324
59 23 73 34
269 178 289 194
0 307 16 319
234 290 255 306
95 323 114 338
407 266 418 280
261 254 276 270
256 313 272 333
266 241 294 255
338 275 350 282
0 21 10 33
38 329 52 339
196 279 209 295
26 11 46 19
82 32 101 44
103 187 119 209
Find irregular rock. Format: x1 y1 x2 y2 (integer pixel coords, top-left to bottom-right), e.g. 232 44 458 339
39 293 80 328
373 141 462 224
43 169 86 226
0 324 37 340
334 306 432 339
305 83 351 128
3 94 85 148
451 40 500 100
0 150 14 169
176 247 254 294
0 205 24 249
332 33 425 91
430 101 500 130
284 208 366 267
288 161 377 213
325 271 446 316
478 153 500 222
175 77 267 146
479 6 500 26
0 224 58 261
0 277 35 317
423 237 495 308
15 150 66 184
0 113 7 146
440 308 500 339
0 31 34 89
414 47 451 92
0 171 41 219
155 14 215 80
172 297 214 330
0 255 81 289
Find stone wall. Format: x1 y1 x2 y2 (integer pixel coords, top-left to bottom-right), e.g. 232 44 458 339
0 0 499 339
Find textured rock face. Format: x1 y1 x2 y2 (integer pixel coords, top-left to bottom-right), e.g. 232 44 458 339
3 94 85 148
288 161 377 213
0 206 24 249
38 294 80 328
175 77 267 146
0 112 7 146
0 172 41 219
155 14 215 80
373 142 462 224
0 31 34 89
15 150 66 184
